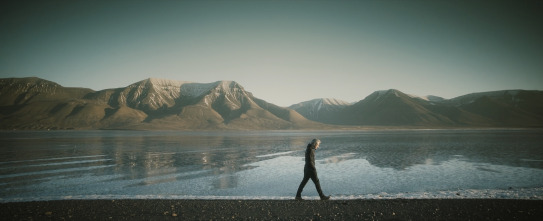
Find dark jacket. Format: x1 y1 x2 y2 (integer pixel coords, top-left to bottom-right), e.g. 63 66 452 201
304 144 316 171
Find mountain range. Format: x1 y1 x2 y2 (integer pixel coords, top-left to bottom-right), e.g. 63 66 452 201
289 89 543 127
1 77 542 130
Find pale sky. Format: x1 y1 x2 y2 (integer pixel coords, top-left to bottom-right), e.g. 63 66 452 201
1 0 542 106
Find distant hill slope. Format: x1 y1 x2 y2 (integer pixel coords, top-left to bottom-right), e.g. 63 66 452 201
288 98 351 124
290 89 543 127
342 89 455 126
0 77 324 130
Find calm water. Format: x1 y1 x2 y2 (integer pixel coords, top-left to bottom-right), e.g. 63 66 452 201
1 129 543 202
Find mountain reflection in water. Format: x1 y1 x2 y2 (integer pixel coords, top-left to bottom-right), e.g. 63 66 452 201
1 129 542 201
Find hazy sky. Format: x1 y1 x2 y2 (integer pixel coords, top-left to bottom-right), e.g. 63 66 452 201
1 0 542 106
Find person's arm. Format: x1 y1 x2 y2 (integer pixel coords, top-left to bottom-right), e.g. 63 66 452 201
309 148 316 170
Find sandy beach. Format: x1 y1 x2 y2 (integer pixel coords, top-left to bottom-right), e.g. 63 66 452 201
1 199 542 220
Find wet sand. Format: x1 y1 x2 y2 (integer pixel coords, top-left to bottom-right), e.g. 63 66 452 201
1 199 542 220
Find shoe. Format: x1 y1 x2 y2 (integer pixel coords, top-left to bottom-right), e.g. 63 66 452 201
295 196 304 201
320 195 330 200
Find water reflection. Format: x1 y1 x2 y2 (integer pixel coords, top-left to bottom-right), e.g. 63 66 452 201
317 130 543 170
99 135 275 187
0 132 312 190
0 130 542 200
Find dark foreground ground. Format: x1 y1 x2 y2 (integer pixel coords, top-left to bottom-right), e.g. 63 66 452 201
1 199 542 220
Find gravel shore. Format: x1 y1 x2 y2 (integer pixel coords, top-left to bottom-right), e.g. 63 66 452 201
1 199 542 220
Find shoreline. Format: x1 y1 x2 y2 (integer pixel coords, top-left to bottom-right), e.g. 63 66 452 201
2 199 542 220
3 186 543 203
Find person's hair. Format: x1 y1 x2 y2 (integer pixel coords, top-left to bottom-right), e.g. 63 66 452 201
309 139 321 147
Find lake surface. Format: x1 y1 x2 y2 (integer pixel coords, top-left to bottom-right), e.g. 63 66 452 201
1 129 543 202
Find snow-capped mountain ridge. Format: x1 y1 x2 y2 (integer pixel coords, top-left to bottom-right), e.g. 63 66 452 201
145 78 188 87
367 89 403 101
376 89 400 96
291 88 543 127
407 94 445 102
198 80 256 112
0 77 324 130
288 98 350 123
363 89 444 103
289 98 350 111
105 79 249 111
125 78 284 127
2 77 543 130
446 90 524 106
321 98 351 106
118 78 183 110
136 78 242 98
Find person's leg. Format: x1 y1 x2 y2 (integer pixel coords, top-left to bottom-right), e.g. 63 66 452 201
296 173 311 198
309 171 325 197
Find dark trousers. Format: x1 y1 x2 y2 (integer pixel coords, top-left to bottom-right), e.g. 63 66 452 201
296 168 324 197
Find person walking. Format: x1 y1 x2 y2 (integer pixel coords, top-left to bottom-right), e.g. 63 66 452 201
295 138 330 200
